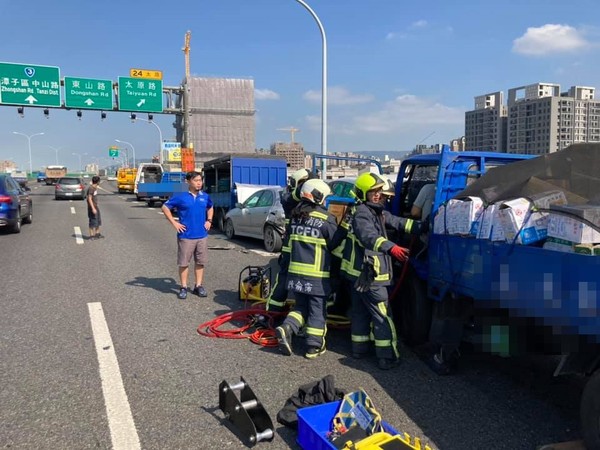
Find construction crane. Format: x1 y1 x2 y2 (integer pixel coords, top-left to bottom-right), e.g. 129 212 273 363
277 126 300 143
182 30 191 79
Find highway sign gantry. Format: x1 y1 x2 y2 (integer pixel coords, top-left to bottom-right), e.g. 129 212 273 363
64 77 113 110
117 77 163 113
0 62 61 107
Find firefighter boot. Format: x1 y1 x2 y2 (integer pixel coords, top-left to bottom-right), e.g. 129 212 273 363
275 324 293 356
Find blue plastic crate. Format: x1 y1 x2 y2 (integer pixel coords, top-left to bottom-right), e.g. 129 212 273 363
297 400 399 450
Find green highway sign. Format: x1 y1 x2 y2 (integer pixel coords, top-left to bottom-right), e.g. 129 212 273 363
117 76 163 112
0 62 61 107
65 77 113 110
109 146 119 158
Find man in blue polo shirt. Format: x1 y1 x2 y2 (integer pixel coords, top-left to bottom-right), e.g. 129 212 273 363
162 171 214 299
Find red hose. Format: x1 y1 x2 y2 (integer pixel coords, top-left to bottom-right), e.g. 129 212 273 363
197 309 286 347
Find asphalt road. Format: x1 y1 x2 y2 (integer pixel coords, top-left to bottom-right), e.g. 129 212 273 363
0 181 585 450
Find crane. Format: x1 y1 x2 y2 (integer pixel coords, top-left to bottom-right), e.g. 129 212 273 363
277 126 300 143
182 30 191 79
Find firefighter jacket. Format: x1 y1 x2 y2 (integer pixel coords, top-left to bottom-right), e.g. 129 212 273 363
342 201 419 286
287 201 344 297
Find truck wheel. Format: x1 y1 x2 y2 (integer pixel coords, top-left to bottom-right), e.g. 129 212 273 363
394 269 432 345
264 226 282 253
224 219 235 239
581 369 600 449
216 208 227 232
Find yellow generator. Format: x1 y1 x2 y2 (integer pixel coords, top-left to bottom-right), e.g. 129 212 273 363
238 265 271 303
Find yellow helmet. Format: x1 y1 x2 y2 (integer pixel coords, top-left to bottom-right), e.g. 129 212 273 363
300 179 331 206
354 173 385 201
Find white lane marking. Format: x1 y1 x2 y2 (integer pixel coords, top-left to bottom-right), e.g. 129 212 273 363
88 303 141 450
70 207 76 215
74 226 84 244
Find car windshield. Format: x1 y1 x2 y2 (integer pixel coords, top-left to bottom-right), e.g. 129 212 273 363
59 178 81 185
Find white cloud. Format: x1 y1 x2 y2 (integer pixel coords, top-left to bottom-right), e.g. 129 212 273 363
255 89 280 100
352 94 463 133
303 86 374 105
411 19 428 28
512 24 590 56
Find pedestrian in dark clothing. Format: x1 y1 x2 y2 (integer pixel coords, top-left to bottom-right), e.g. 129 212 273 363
87 176 103 240
161 171 214 300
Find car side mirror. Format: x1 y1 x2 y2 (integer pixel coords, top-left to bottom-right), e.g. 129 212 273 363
235 202 243 209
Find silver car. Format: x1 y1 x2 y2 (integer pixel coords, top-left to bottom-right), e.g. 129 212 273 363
55 177 86 200
224 186 285 252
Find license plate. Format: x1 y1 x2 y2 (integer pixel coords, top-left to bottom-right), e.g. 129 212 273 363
66 193 73 196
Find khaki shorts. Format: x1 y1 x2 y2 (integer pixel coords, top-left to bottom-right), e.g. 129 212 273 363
177 238 208 267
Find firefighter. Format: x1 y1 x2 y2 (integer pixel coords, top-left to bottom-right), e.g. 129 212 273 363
344 172 422 370
266 168 316 312
275 179 343 359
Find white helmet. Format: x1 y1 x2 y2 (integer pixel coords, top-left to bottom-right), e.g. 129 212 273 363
300 179 331 206
289 168 313 190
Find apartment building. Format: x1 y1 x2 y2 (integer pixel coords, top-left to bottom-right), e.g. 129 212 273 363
270 141 305 171
464 92 507 152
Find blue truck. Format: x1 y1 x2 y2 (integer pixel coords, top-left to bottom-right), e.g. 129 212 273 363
389 144 600 447
202 154 288 231
135 170 188 207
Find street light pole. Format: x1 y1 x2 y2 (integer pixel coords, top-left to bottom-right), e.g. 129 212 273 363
294 0 327 179
134 118 163 164
115 139 136 169
47 145 61 165
72 152 87 173
72 153 82 173
12 131 45 175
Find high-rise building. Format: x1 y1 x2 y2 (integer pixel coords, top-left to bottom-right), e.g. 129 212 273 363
175 77 256 163
506 83 600 154
465 92 507 151
270 142 304 171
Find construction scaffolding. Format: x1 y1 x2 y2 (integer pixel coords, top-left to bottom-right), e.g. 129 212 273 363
175 77 256 163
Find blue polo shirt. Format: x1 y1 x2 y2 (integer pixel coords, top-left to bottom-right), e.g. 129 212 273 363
164 190 213 239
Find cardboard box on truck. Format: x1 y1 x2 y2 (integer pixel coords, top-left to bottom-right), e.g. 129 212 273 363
498 190 567 245
547 204 600 244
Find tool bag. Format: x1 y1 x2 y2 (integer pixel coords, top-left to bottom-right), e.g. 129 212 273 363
332 389 383 436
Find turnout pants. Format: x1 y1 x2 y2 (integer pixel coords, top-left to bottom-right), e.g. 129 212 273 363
351 285 399 360
283 292 327 350
266 251 290 312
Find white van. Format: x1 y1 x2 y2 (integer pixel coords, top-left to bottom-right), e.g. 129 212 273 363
134 163 163 200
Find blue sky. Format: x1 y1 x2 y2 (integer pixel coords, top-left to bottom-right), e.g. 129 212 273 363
1 0 599 170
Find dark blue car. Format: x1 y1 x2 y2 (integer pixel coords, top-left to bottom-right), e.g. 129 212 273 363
0 174 32 233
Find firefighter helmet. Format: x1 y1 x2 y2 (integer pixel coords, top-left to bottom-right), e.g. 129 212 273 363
289 168 314 190
382 178 395 196
300 179 331 206
354 173 385 201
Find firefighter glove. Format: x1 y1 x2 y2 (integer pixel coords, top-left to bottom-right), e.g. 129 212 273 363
390 245 410 262
354 263 376 293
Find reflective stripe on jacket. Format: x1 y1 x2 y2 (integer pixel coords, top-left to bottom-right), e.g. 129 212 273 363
343 202 416 286
287 203 341 297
